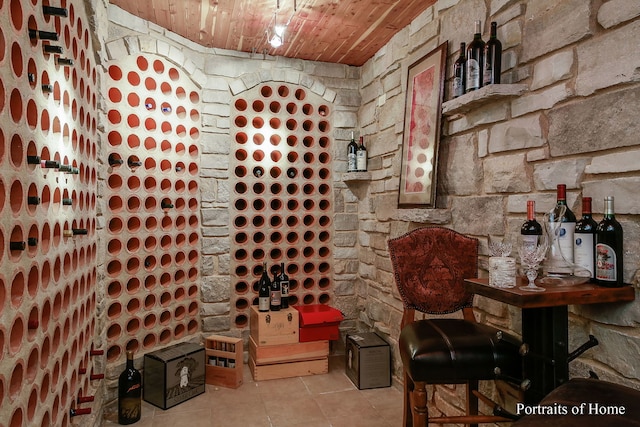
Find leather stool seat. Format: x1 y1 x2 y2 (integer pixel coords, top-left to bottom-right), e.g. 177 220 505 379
512 378 640 426
400 318 522 383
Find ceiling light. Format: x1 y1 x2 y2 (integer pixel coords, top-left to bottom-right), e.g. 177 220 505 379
270 34 283 48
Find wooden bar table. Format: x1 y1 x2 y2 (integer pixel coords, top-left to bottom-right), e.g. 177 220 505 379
464 277 635 404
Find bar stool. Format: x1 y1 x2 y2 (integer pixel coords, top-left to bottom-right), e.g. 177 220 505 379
388 227 525 426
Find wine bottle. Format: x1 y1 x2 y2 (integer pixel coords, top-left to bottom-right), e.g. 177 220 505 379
10 241 26 251
347 132 358 172
29 29 59 41
279 262 289 309
270 267 281 311
595 196 624 287
62 198 73 206
27 155 41 165
28 196 41 205
108 154 124 166
41 160 60 169
356 136 367 172
453 42 466 98
56 57 74 66
483 21 502 86
43 45 63 54
127 157 142 167
118 351 142 425
70 408 91 417
521 200 542 248
466 20 485 92
550 184 576 268
161 199 174 209
258 263 270 312
77 395 95 404
43 5 68 17
42 84 53 93
574 197 597 280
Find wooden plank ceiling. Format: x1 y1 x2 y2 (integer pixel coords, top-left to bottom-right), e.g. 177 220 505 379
109 0 437 66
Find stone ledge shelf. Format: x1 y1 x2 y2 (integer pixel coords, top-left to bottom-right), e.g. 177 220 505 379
442 84 528 116
341 171 372 183
393 208 451 224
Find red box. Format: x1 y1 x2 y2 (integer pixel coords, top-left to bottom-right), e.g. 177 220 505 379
294 305 344 342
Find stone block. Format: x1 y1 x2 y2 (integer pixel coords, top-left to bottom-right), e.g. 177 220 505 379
202 316 231 332
447 103 509 135
488 114 544 153
499 19 522 50
202 208 229 227
533 158 589 191
582 177 640 215
585 149 640 174
531 50 574 91
201 276 230 303
597 0 640 29
548 86 640 156
576 19 640 96
452 196 505 235
483 153 531 193
440 133 483 196
522 0 591 62
591 324 640 379
511 84 571 117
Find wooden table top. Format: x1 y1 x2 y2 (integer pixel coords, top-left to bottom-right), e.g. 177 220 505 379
465 277 636 309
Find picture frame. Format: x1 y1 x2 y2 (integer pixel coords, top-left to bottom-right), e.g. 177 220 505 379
398 41 447 208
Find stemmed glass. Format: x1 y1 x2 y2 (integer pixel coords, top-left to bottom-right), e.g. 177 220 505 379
488 235 512 257
517 234 549 292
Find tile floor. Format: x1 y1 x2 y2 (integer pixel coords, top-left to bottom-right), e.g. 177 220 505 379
104 356 403 427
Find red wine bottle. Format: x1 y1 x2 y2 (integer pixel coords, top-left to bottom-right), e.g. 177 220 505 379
29 29 59 41
258 262 270 312
108 154 124 166
466 20 485 92
520 200 542 247
551 184 576 266
43 45 63 54
453 42 466 98
595 196 624 287
43 5 68 17
574 197 597 280
347 132 358 172
356 136 367 172
483 21 502 85
118 351 142 425
279 262 289 309
270 267 281 311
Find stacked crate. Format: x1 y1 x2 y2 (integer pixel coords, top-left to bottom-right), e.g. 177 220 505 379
248 306 329 380
205 335 243 388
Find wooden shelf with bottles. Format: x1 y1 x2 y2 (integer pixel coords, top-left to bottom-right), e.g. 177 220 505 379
205 335 243 388
442 84 528 117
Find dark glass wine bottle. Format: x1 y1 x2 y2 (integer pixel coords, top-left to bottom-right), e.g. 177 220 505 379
574 197 597 280
10 241 26 251
161 199 174 209
270 267 281 311
356 136 367 172
521 200 542 247
108 154 124 166
29 29 59 41
118 351 142 425
550 184 576 268
595 196 624 287
453 42 466 98
279 262 289 309
483 21 502 86
466 20 485 92
43 5 68 17
43 45 63 54
127 157 142 167
56 57 74 66
347 132 358 172
258 263 270 312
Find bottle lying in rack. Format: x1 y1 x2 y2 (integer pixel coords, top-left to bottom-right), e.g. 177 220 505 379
43 5 68 17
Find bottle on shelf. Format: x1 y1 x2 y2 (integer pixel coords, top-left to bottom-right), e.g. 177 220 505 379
28 196 41 205
279 262 289 309
58 164 73 173
347 131 358 172
550 184 576 268
595 196 624 287
77 395 95 404
483 21 502 86
128 157 142 168
42 84 53 93
453 42 466 98
466 20 485 93
29 29 59 41
356 136 368 172
43 44 64 54
10 241 26 251
27 237 38 247
520 200 542 248
108 154 124 166
42 5 68 17
56 57 74 66
270 266 282 311
258 263 271 312
118 351 142 425
161 199 174 209
27 155 41 165
40 159 61 169
70 408 91 417
62 198 73 206
574 197 597 280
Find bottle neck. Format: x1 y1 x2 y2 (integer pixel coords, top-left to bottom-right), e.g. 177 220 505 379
604 197 615 218
459 43 466 57
526 201 536 221
126 352 134 369
490 23 497 38
556 185 567 205
474 20 482 36
581 197 593 217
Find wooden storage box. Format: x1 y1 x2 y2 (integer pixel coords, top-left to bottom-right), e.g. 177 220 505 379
143 342 205 409
204 335 243 388
249 306 299 346
248 336 329 381
249 356 328 381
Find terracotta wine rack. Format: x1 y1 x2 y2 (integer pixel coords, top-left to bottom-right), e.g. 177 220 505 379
230 83 334 330
104 53 202 362
1 1 99 426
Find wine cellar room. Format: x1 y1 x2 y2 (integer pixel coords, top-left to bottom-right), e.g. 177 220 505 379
2 0 640 426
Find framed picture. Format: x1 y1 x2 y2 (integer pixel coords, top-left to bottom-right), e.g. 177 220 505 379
398 41 447 208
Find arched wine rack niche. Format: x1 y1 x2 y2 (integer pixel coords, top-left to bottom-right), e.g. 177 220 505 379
1 1 99 426
104 54 202 363
230 83 335 330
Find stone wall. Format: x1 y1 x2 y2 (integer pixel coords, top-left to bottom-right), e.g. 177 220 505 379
356 0 640 416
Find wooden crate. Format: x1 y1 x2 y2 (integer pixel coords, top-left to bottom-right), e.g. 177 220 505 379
249 306 299 346
204 335 243 388
249 356 328 381
249 336 328 364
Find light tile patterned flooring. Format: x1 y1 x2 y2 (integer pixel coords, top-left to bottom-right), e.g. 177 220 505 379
104 356 403 426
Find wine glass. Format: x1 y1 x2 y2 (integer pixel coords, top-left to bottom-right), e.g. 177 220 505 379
488 235 512 257
517 234 549 292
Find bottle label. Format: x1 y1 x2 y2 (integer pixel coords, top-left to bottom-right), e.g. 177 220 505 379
557 222 575 263
596 243 617 281
347 153 357 172
258 297 269 311
280 280 289 296
483 60 492 85
356 151 367 171
119 397 141 421
467 59 480 90
453 76 464 97
270 290 281 306
521 234 539 250
574 233 594 277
